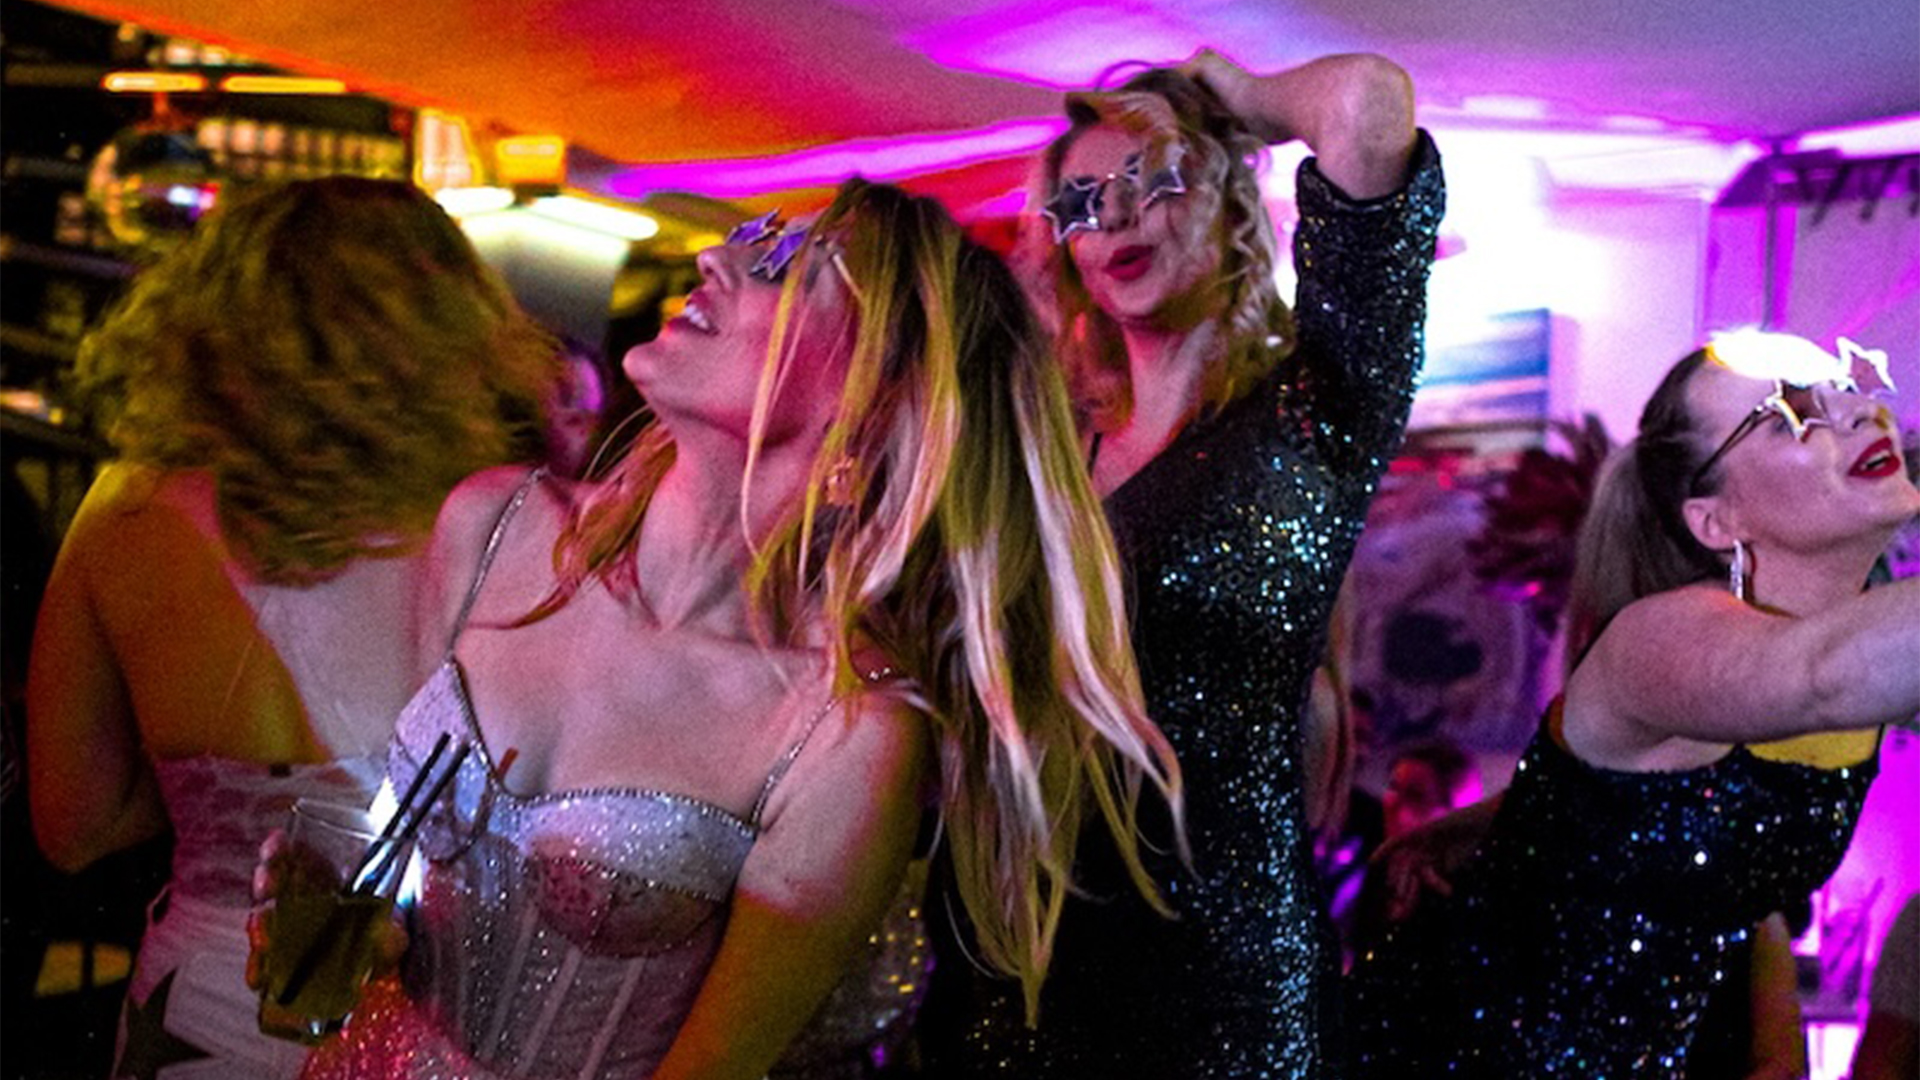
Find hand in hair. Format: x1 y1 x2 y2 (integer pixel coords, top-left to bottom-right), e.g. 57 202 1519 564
1178 48 1417 200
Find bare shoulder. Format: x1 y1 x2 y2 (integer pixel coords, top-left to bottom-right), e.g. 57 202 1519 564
1594 584 1742 661
61 464 218 577
418 466 568 647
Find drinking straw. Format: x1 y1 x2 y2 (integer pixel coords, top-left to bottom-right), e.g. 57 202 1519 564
354 743 470 899
276 740 469 1006
348 731 450 891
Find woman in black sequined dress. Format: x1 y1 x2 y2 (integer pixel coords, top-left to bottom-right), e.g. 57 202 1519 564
1348 338 1920 1077
919 51 1444 1078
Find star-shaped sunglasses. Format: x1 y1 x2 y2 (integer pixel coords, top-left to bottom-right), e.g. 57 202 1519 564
725 210 862 300
727 210 814 283
1041 147 1189 243
1689 335 1897 492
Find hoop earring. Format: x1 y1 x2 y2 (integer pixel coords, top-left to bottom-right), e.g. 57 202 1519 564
1729 539 1751 602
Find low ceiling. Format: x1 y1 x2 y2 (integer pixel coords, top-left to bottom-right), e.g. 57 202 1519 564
48 0 1920 209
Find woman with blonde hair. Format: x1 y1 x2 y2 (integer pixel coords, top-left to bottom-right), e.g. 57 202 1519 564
274 177 1179 1079
1348 332 1917 1075
921 50 1441 1077
28 176 558 1077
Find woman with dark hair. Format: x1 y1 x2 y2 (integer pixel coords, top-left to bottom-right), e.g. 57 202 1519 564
28 177 560 1078
270 178 1180 1080
920 50 1443 1078
1347 331 1918 1076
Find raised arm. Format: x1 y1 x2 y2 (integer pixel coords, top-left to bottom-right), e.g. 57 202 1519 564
26 468 168 872
1573 577 1920 758
1183 49 1417 199
651 694 931 1080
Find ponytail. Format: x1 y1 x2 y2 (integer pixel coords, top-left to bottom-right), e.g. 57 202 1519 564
1564 349 1724 664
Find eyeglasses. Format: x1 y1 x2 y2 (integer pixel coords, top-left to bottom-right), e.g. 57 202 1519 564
725 210 862 300
1041 147 1188 243
1688 339 1898 493
727 210 814 283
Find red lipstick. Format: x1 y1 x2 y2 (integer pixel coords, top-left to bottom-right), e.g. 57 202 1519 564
1849 436 1901 479
1106 245 1154 283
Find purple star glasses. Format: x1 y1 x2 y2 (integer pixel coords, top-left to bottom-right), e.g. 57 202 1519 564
1042 147 1189 243
725 210 861 300
726 210 814 283
1689 334 1897 493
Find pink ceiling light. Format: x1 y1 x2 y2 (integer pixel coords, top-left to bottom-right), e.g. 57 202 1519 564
599 117 1067 202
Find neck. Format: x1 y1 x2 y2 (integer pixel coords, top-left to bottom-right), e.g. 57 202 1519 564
1113 318 1222 435
632 427 818 634
1745 538 1883 617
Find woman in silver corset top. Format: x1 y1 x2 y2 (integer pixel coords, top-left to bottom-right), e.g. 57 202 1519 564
275 178 1181 1080
27 177 559 1079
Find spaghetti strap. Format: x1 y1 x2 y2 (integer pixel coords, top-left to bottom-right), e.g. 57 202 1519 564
749 695 842 828
444 468 547 657
748 665 898 827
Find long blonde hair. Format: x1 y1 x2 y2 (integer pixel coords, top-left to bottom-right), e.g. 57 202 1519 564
76 177 558 583
545 178 1182 1020
1036 68 1295 428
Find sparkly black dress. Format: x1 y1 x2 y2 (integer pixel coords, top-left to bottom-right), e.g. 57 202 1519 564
919 133 1445 1079
1346 708 1878 1078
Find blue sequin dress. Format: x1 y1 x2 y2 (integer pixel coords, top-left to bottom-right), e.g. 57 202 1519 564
1346 706 1878 1078
919 133 1445 1079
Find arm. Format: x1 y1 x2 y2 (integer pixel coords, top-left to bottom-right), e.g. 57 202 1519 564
1369 791 1504 921
1575 578 1920 754
1742 912 1808 1080
1189 50 1445 480
652 695 931 1080
1183 50 1417 199
26 472 168 872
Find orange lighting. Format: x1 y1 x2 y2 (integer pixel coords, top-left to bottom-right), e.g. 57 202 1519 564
102 71 208 93
494 135 568 186
218 75 348 95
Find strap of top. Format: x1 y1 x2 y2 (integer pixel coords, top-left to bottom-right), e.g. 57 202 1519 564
445 467 548 657
748 666 896 827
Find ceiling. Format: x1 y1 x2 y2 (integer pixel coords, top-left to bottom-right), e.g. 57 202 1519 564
47 0 1920 210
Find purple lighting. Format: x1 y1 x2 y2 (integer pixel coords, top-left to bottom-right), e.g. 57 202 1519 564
598 118 1067 202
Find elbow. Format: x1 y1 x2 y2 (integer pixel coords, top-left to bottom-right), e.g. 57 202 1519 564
1334 55 1416 151
33 813 107 876
1804 634 1867 731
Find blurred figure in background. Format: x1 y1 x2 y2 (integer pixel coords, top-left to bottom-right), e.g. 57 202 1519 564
28 176 558 1079
542 334 613 479
1853 892 1920 1080
1379 739 1481 843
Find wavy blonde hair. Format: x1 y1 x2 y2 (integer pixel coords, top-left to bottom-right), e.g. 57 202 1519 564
1036 69 1295 427
544 178 1182 1020
76 177 557 583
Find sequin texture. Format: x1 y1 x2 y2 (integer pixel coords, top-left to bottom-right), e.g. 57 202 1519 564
1346 714 1878 1077
920 133 1445 1079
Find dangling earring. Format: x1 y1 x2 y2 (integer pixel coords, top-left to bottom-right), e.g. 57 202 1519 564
1729 539 1751 602
824 455 858 507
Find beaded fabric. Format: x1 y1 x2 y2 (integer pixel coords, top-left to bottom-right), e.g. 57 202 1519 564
1346 706 1878 1078
300 471 901 1080
919 132 1445 1079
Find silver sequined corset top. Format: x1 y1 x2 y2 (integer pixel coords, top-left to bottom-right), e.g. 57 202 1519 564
1348 711 1878 1079
389 661 757 1079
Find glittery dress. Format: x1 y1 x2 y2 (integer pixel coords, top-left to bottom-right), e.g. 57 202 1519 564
919 132 1445 1079
301 477 919 1080
1346 708 1878 1078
